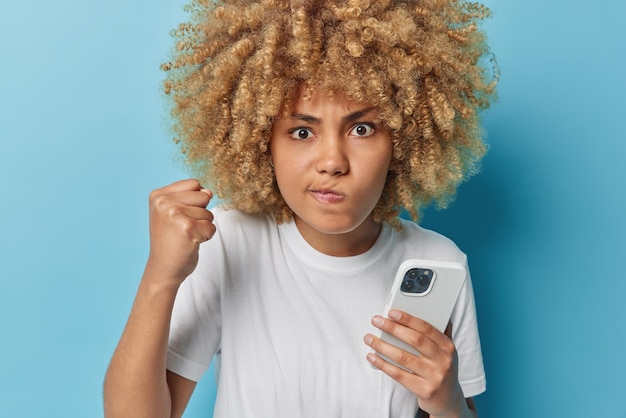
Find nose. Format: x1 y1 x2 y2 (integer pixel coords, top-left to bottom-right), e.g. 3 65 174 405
315 136 349 175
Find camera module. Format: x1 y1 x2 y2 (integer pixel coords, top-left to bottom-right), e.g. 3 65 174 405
401 268 434 295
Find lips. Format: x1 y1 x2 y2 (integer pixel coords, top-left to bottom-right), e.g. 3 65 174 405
310 189 345 204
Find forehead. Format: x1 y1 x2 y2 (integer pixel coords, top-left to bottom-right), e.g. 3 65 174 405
283 83 377 117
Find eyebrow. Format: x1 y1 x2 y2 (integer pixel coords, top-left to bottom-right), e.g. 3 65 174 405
291 106 377 124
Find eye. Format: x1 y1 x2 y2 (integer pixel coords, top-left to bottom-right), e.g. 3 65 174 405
289 127 314 140
350 123 375 137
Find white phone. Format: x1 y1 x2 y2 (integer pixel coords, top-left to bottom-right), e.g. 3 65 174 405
376 259 467 368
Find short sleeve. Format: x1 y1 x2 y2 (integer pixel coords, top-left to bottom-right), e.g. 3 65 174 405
166 232 226 382
450 267 486 398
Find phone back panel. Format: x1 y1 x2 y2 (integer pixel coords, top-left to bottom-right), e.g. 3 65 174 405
378 259 467 365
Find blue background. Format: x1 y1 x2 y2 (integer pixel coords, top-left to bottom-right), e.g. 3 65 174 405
1 0 624 417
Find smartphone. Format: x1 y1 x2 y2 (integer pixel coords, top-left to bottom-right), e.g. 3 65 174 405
376 259 467 369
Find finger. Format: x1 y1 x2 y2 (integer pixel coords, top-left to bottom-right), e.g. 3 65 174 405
150 179 204 200
365 350 427 391
370 315 439 359
167 179 204 192
388 309 452 349
364 332 426 375
178 205 215 222
168 211 216 244
151 192 213 224
383 311 457 370
170 190 213 208
190 219 217 244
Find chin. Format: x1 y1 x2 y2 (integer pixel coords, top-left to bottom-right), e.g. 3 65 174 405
299 214 368 235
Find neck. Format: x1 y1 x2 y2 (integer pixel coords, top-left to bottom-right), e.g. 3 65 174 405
293 216 382 257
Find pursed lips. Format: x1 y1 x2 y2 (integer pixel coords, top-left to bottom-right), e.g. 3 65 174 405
309 188 345 204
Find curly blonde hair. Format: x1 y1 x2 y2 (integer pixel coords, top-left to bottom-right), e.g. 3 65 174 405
162 0 498 226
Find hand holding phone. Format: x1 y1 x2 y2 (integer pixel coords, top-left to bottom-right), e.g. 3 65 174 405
375 259 467 369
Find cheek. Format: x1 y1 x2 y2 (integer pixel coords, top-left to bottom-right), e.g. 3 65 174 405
272 145 313 180
272 158 301 198
364 149 392 186
366 159 393 204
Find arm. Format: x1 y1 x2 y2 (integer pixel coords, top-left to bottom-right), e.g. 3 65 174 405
365 310 479 418
103 180 216 418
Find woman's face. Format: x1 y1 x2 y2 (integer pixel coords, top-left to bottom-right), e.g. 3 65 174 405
269 87 393 256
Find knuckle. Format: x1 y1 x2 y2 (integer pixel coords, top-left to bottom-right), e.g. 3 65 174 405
409 332 426 348
200 222 217 241
445 351 458 371
149 188 164 204
420 321 434 335
179 217 195 236
420 385 437 401
385 321 397 334
166 204 182 220
152 194 171 211
442 339 457 356
397 350 412 367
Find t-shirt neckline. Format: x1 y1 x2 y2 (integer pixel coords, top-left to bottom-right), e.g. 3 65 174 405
278 218 392 274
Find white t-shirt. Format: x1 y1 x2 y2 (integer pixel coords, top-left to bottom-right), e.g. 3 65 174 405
167 208 486 417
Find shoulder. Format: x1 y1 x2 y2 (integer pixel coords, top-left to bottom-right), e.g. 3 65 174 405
194 207 279 277
393 218 468 264
207 206 279 248
211 206 275 230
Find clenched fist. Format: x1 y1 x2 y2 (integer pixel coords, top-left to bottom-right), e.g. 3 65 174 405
145 179 216 285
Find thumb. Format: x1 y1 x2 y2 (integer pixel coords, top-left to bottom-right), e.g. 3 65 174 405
200 188 213 206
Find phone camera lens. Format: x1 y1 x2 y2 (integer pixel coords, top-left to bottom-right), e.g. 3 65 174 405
407 269 420 279
418 275 430 287
401 280 415 292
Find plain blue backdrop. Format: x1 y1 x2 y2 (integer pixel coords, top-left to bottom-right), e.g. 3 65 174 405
1 1 624 417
